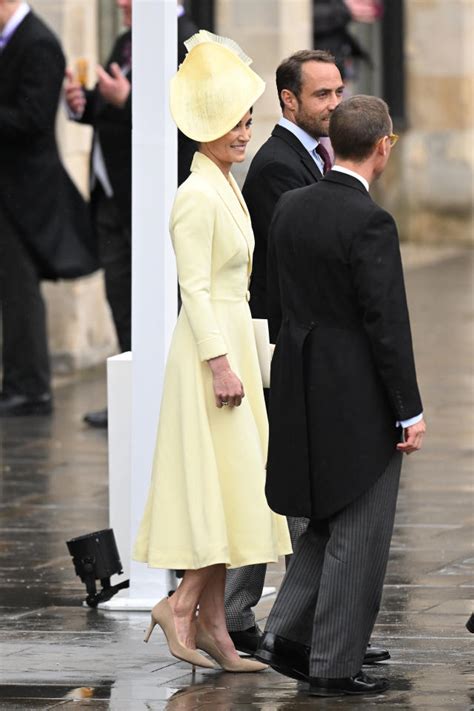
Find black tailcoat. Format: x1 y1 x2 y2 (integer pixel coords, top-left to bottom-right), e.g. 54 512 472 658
243 124 323 317
266 171 423 519
0 12 97 279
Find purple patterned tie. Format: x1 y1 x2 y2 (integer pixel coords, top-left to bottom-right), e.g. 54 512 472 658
315 143 332 175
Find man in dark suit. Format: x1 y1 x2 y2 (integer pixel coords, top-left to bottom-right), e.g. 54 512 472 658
242 49 343 319
0 0 96 417
225 48 346 650
65 0 197 428
255 95 426 697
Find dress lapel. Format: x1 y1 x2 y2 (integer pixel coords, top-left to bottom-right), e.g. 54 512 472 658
191 152 254 275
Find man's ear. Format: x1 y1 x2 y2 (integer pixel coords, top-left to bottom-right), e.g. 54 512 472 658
281 89 297 113
376 135 389 158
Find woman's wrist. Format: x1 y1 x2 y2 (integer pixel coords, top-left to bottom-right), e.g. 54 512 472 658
207 354 230 376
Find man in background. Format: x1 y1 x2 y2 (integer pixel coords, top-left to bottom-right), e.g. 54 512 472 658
0 0 96 417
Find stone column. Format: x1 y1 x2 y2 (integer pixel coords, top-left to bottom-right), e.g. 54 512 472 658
34 0 117 373
379 0 474 246
216 0 312 183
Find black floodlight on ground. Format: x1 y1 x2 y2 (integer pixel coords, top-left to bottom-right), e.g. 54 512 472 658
66 528 129 607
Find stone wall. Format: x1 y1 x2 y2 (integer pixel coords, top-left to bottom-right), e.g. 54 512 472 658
377 0 474 245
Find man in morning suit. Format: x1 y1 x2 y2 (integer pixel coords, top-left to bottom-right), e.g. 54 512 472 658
0 0 96 417
225 48 344 653
255 95 426 697
226 50 387 666
65 0 197 429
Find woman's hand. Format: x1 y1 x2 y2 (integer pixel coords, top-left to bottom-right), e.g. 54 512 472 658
208 355 245 408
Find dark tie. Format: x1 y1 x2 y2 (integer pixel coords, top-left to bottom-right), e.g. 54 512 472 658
315 143 332 175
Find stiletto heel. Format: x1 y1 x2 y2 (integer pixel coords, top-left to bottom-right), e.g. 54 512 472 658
146 598 216 669
143 618 156 643
196 624 268 673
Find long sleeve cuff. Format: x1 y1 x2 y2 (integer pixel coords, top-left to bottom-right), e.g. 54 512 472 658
197 335 228 362
397 412 423 428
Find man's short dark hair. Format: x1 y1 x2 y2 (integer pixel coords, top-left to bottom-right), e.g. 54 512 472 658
276 49 336 111
329 95 391 162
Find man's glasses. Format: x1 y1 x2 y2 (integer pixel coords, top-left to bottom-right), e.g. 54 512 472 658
377 133 399 148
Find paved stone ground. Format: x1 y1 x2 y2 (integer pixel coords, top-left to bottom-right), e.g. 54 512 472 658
0 247 473 710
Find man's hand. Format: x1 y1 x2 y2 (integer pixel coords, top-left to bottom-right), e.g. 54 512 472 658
397 418 426 455
96 63 131 108
64 68 86 115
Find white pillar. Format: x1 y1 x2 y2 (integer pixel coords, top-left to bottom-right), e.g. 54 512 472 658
129 0 178 601
101 0 178 610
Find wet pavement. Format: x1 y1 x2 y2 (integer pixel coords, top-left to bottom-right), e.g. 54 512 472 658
1 247 473 710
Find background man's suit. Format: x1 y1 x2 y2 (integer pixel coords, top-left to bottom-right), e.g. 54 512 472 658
76 29 133 354
224 124 323 633
264 170 422 677
0 10 96 402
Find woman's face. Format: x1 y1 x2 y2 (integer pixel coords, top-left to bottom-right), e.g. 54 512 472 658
202 111 253 170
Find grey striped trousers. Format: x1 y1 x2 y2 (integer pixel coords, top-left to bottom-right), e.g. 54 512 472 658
265 451 402 678
225 516 308 631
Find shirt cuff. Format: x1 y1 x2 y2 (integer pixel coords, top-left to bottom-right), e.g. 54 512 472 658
397 412 423 428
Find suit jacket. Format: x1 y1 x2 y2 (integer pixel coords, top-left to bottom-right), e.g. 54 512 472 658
242 124 323 317
0 11 97 279
79 30 132 229
265 171 423 519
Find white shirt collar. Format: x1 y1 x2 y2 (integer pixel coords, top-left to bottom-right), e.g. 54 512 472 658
1 2 30 41
332 165 369 192
278 116 320 154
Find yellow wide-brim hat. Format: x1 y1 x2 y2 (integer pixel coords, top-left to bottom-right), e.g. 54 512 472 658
170 30 265 143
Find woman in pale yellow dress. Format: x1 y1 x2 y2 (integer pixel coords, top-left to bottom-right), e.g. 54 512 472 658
133 31 291 672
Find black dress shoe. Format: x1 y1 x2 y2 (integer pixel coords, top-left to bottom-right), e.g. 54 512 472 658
254 632 309 682
83 408 108 428
363 644 391 664
229 625 263 655
0 392 52 417
309 671 389 697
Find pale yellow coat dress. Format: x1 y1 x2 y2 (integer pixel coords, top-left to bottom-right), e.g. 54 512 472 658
133 152 291 570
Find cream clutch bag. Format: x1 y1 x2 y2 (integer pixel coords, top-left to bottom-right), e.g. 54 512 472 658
253 318 274 389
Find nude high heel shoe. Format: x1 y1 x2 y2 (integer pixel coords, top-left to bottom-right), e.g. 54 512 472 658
144 597 216 669
196 624 268 673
